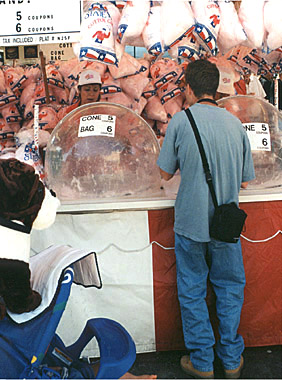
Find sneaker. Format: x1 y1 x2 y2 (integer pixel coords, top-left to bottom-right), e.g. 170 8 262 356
180 355 214 379
224 356 244 379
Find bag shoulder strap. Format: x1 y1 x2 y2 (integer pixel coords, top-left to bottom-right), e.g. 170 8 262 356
184 108 218 208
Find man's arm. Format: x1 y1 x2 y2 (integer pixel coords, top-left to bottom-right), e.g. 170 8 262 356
160 168 174 181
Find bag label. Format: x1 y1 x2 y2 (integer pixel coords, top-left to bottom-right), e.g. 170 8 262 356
242 123 271 151
78 114 116 138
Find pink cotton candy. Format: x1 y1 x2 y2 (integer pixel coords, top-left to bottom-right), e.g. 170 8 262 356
157 82 183 106
101 91 134 110
86 61 108 77
144 95 168 124
164 98 183 120
238 0 266 49
3 67 24 91
0 69 6 94
131 96 147 115
264 50 282 74
120 73 150 100
169 29 200 62
109 52 141 79
217 0 247 53
20 82 37 113
1 103 22 126
161 0 195 50
57 58 79 83
0 89 18 111
264 0 282 51
38 106 59 131
117 0 150 46
137 58 151 77
101 72 122 96
150 58 181 90
21 65 41 89
142 79 157 100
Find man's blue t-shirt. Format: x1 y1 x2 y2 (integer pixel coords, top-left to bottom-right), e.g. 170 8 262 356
157 104 255 242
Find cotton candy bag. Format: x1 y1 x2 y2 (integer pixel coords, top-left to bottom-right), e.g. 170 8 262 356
217 0 247 53
238 0 266 49
169 29 201 62
117 0 150 46
142 3 163 56
79 2 118 66
161 0 195 51
191 0 220 56
264 0 282 51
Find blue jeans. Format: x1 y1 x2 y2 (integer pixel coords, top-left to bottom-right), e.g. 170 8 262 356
175 233 246 372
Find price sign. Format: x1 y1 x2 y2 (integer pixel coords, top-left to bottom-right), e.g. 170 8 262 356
243 123 271 152
0 0 82 46
78 114 116 138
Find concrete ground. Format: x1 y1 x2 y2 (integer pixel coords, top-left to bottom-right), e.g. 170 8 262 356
130 346 282 379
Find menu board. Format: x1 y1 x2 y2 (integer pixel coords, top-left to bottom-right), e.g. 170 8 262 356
0 0 82 46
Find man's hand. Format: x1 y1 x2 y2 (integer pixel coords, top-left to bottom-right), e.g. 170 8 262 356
241 182 248 189
160 168 174 181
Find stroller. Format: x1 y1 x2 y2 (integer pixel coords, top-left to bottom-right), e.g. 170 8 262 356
0 246 136 379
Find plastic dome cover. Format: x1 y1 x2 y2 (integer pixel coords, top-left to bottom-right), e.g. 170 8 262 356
45 103 161 201
218 95 282 190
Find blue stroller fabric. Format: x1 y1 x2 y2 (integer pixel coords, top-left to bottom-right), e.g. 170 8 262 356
0 267 74 378
0 246 136 379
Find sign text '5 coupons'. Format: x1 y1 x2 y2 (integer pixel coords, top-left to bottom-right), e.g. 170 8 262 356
0 0 82 46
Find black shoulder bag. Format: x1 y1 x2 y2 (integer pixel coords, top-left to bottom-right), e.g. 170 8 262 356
185 106 247 243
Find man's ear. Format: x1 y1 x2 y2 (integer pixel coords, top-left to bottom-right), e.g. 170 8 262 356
32 187 60 230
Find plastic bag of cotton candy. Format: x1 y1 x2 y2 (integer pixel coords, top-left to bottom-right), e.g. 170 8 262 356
79 2 118 66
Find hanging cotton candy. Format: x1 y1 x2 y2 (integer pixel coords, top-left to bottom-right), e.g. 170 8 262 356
79 2 118 66
169 29 201 62
161 0 195 51
117 0 150 46
105 1 121 38
217 0 247 53
238 0 266 50
264 0 282 51
191 0 220 56
142 4 163 57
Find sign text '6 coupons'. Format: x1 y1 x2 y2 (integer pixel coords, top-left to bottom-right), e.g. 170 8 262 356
243 123 271 152
0 0 81 46
78 114 116 138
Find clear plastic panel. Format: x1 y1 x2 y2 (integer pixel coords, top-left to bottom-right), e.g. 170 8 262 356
45 102 161 201
218 95 282 190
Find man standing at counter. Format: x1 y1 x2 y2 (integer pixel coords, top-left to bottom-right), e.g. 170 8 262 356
157 60 255 379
